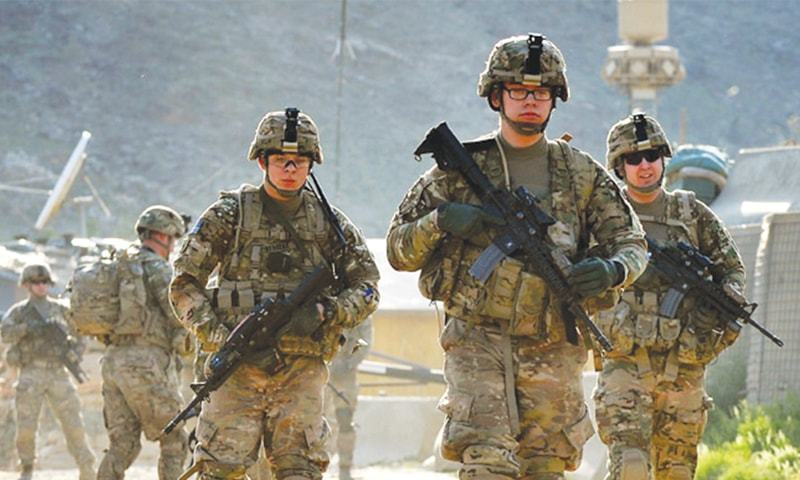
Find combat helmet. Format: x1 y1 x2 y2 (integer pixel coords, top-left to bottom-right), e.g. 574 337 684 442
19 262 54 286
135 205 186 239
606 113 673 179
478 33 569 105
247 108 323 164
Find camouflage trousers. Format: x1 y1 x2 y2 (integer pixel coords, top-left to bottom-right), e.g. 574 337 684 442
14 363 95 471
324 359 360 472
98 345 188 480
0 395 16 469
593 352 710 480
193 355 329 480
438 317 595 480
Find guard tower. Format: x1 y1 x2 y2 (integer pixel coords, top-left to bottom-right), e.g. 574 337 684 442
602 0 686 113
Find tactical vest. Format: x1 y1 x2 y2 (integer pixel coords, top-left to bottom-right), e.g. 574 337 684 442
596 190 731 369
9 299 69 366
209 184 343 360
108 245 172 351
419 137 593 344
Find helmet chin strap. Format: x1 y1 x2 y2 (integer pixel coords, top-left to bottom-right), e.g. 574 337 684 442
266 175 304 198
499 99 553 135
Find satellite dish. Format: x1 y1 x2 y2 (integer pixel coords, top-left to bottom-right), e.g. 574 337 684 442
35 131 92 230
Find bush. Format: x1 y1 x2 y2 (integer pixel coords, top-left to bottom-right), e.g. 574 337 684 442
698 398 800 479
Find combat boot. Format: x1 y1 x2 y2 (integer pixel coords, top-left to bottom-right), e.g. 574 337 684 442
339 466 354 480
18 464 33 480
78 461 96 480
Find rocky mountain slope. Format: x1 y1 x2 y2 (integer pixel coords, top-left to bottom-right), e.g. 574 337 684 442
1 0 798 239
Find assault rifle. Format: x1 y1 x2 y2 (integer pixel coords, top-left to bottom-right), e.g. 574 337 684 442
38 322 88 383
645 237 783 347
162 265 335 435
414 122 613 351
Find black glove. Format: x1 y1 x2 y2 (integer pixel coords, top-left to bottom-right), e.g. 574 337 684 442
437 202 505 239
567 257 624 299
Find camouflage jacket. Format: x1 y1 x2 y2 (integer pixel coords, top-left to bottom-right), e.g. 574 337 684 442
0 296 83 366
170 184 379 359
387 133 647 342
596 189 745 363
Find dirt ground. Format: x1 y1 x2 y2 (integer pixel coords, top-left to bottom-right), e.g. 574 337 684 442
0 464 457 479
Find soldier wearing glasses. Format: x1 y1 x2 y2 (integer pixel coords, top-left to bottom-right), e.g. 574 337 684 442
170 108 379 480
594 114 745 479
387 34 646 480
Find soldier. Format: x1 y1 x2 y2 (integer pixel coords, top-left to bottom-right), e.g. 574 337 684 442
170 107 380 480
594 114 745 479
97 205 191 480
0 341 18 470
386 33 647 480
324 317 373 480
1 262 96 480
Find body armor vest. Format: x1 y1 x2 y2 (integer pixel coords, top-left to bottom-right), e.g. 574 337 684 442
598 190 700 358
210 184 342 359
420 137 591 343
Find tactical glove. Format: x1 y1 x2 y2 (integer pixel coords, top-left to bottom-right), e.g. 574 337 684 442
285 301 329 337
692 302 719 333
567 257 624 299
436 202 505 239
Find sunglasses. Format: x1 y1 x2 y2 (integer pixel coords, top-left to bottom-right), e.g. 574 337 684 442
623 150 662 166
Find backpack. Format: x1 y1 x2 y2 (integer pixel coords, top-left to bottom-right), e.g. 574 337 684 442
68 253 121 336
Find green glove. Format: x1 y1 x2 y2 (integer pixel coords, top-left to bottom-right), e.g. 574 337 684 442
285 301 328 337
436 202 505 238
567 257 624 298
692 302 719 333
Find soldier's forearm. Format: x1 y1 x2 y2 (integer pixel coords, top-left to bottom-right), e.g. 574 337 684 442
0 324 27 343
330 282 380 330
387 210 443 272
609 242 648 288
170 275 219 333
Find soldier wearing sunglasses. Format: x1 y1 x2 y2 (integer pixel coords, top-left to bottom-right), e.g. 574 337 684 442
595 113 745 479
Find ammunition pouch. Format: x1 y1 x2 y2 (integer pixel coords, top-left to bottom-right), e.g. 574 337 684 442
618 291 683 352
418 238 462 302
677 321 739 366
475 257 549 338
596 301 635 356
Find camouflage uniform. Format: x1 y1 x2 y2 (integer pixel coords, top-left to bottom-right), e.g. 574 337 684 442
593 114 745 480
170 109 379 480
97 206 190 480
387 35 647 480
324 317 373 480
1 295 95 479
0 342 18 470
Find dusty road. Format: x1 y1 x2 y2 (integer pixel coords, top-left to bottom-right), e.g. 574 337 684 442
0 464 457 479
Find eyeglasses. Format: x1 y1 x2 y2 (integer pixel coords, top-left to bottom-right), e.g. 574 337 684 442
622 150 662 166
503 87 553 101
268 157 312 170
27 280 50 285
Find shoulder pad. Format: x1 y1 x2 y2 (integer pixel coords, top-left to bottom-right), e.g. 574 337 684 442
219 183 260 200
463 133 496 153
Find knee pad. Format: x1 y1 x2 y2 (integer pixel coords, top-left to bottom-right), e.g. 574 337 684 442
198 461 248 479
620 448 649 480
660 464 692 480
335 408 354 432
273 454 322 480
459 445 519 479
